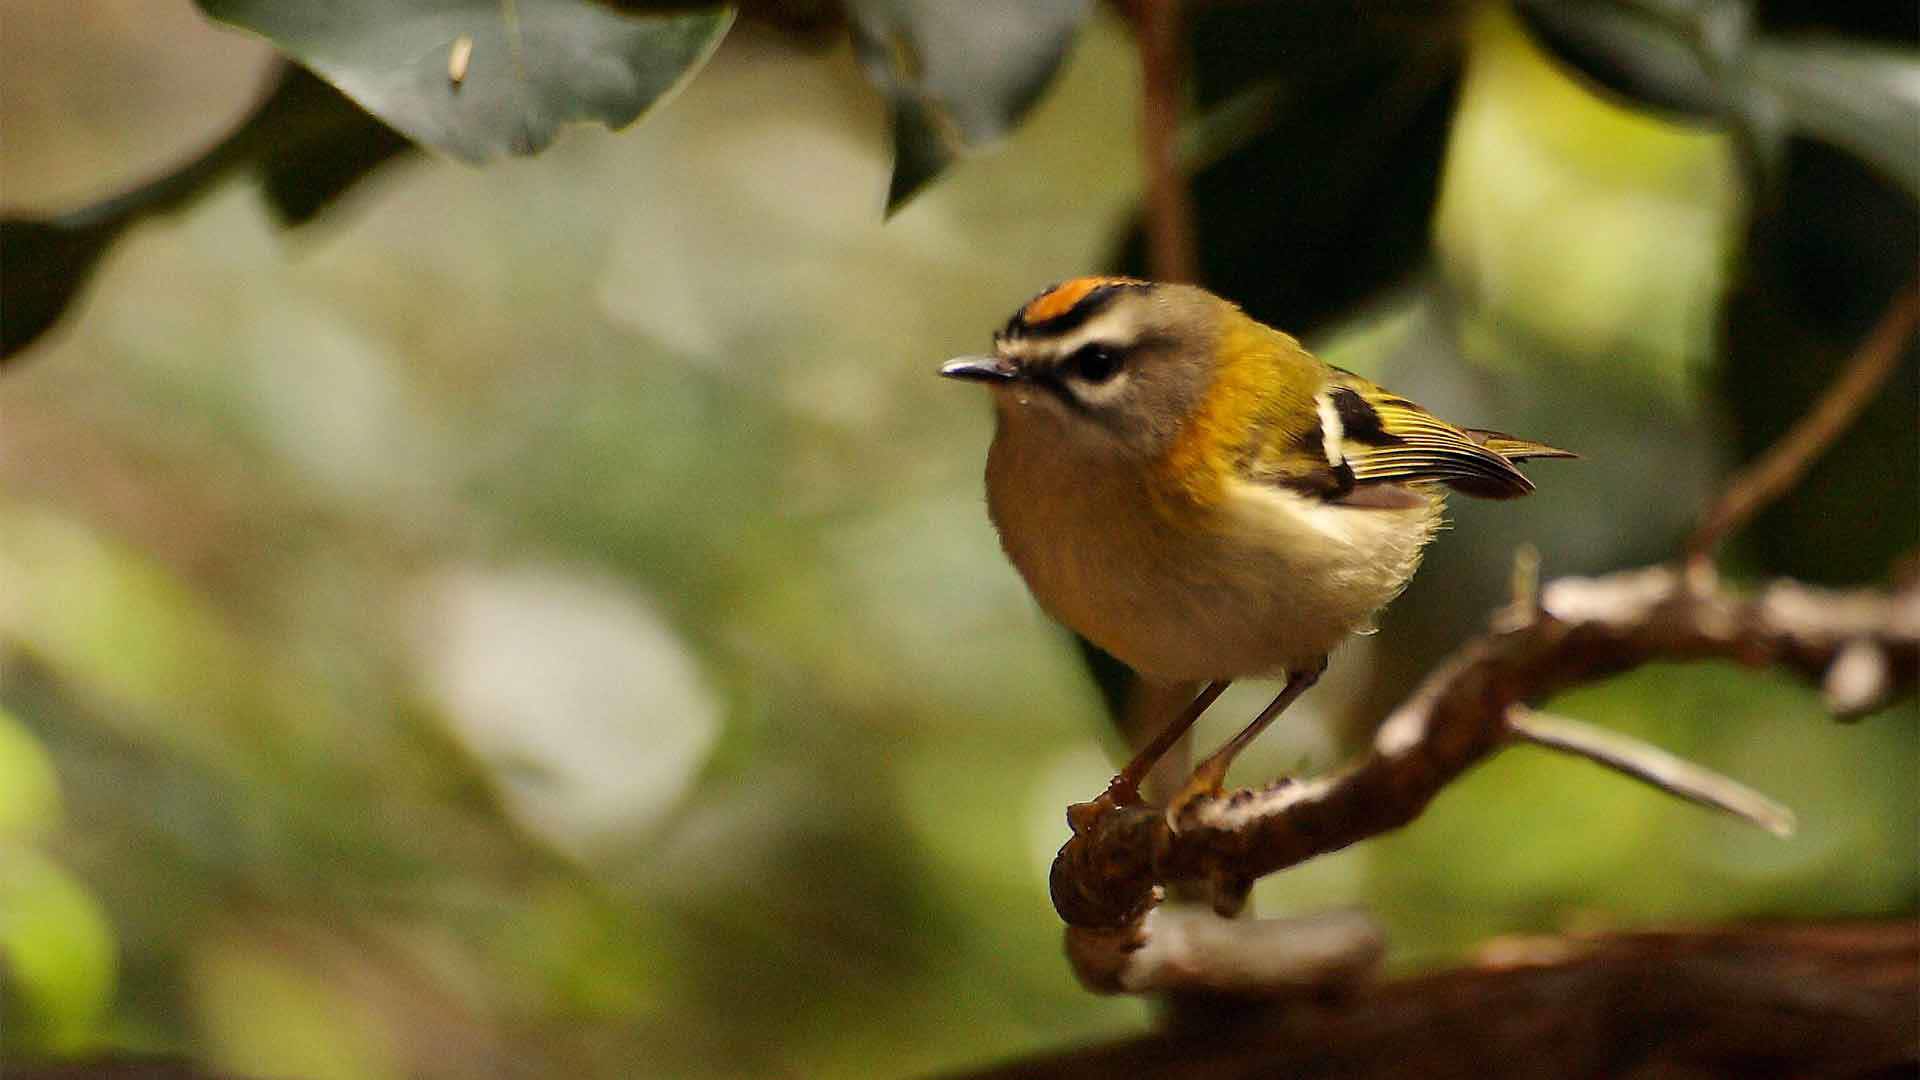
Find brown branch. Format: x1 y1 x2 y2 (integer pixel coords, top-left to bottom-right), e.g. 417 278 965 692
951 920 1920 1080
1688 276 1920 560
1065 906 1384 996
1126 0 1199 284
1050 566 1919 934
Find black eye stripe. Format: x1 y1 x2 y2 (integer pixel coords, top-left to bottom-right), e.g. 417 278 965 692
1029 371 1094 414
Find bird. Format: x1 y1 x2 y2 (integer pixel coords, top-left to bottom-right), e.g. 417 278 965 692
939 276 1573 814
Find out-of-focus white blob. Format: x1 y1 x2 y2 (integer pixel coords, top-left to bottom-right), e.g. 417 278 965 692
240 299 447 503
411 566 719 858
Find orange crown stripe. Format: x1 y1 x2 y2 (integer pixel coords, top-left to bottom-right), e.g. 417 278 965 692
1020 276 1146 325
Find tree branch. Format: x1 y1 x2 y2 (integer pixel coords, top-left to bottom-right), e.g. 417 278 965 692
1065 906 1384 996
1051 566 1918 934
953 921 1920 1080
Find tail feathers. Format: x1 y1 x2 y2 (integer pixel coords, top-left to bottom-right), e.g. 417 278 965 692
1464 429 1579 463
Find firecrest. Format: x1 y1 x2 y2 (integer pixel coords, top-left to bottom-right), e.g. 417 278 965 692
940 277 1573 806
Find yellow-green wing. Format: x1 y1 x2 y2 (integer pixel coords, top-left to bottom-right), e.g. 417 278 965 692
1323 371 1574 501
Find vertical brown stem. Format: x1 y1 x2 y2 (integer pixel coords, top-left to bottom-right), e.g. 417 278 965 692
1131 0 1199 284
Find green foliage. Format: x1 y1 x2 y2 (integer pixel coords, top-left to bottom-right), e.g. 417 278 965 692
1517 0 1920 197
844 0 1091 211
197 0 734 163
0 706 62 841
1118 2 1465 334
0 67 407 360
0 845 118 1053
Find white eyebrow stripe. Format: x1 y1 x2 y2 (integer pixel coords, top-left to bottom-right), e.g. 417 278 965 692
999 305 1145 362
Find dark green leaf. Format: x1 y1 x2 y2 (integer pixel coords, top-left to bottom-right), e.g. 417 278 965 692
1720 141 1918 584
1 219 121 362
1516 0 1920 199
845 0 1090 213
1748 39 1920 201
1513 0 1727 117
1072 636 1133 734
1 66 414 364
1116 50 1463 336
247 66 417 226
1 220 123 361
196 0 734 162
1 62 268 364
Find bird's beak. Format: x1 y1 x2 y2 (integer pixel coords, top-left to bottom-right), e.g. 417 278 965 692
939 355 1016 383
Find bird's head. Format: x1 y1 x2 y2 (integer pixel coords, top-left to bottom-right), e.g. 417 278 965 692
939 277 1235 460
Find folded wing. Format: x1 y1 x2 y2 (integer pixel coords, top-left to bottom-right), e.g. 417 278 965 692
1247 368 1575 505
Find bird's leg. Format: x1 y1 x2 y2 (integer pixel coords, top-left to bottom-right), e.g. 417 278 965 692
1170 659 1327 820
1111 679 1229 803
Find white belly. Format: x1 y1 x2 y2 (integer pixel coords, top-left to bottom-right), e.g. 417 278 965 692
987 428 1440 682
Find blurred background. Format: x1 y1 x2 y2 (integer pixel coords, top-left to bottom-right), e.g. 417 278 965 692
2 2 1914 1077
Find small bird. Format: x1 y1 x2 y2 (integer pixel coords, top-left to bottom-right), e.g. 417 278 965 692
941 277 1572 811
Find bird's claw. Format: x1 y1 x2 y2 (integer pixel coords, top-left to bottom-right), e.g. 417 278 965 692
1164 760 1231 832
1067 774 1142 835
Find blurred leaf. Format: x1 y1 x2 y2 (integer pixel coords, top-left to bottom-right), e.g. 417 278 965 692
0 844 118 1053
1746 38 1920 202
1115 7 1464 334
197 0 734 163
1072 637 1134 734
730 0 844 44
0 70 257 363
1516 0 1920 198
1721 141 1919 584
1511 0 1728 117
191 929 401 1080
845 0 1091 213
0 220 120 362
0 503 346 788
0 706 63 841
249 66 417 226
1436 2 1742 394
0 65 410 363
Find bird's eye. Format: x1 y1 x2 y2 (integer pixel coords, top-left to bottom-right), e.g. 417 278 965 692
1068 345 1122 383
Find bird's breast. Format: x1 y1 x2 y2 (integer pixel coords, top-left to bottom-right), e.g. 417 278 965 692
985 421 1439 681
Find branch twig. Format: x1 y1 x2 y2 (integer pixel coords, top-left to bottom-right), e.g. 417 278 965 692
1506 705 1794 837
1050 566 1918 936
1688 276 1920 560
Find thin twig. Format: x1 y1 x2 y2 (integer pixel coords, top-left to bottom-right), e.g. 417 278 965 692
1688 276 1920 560
1506 705 1795 837
1130 0 1199 284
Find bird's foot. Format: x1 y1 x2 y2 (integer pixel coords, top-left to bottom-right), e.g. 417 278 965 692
1164 758 1232 832
1066 773 1145 835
